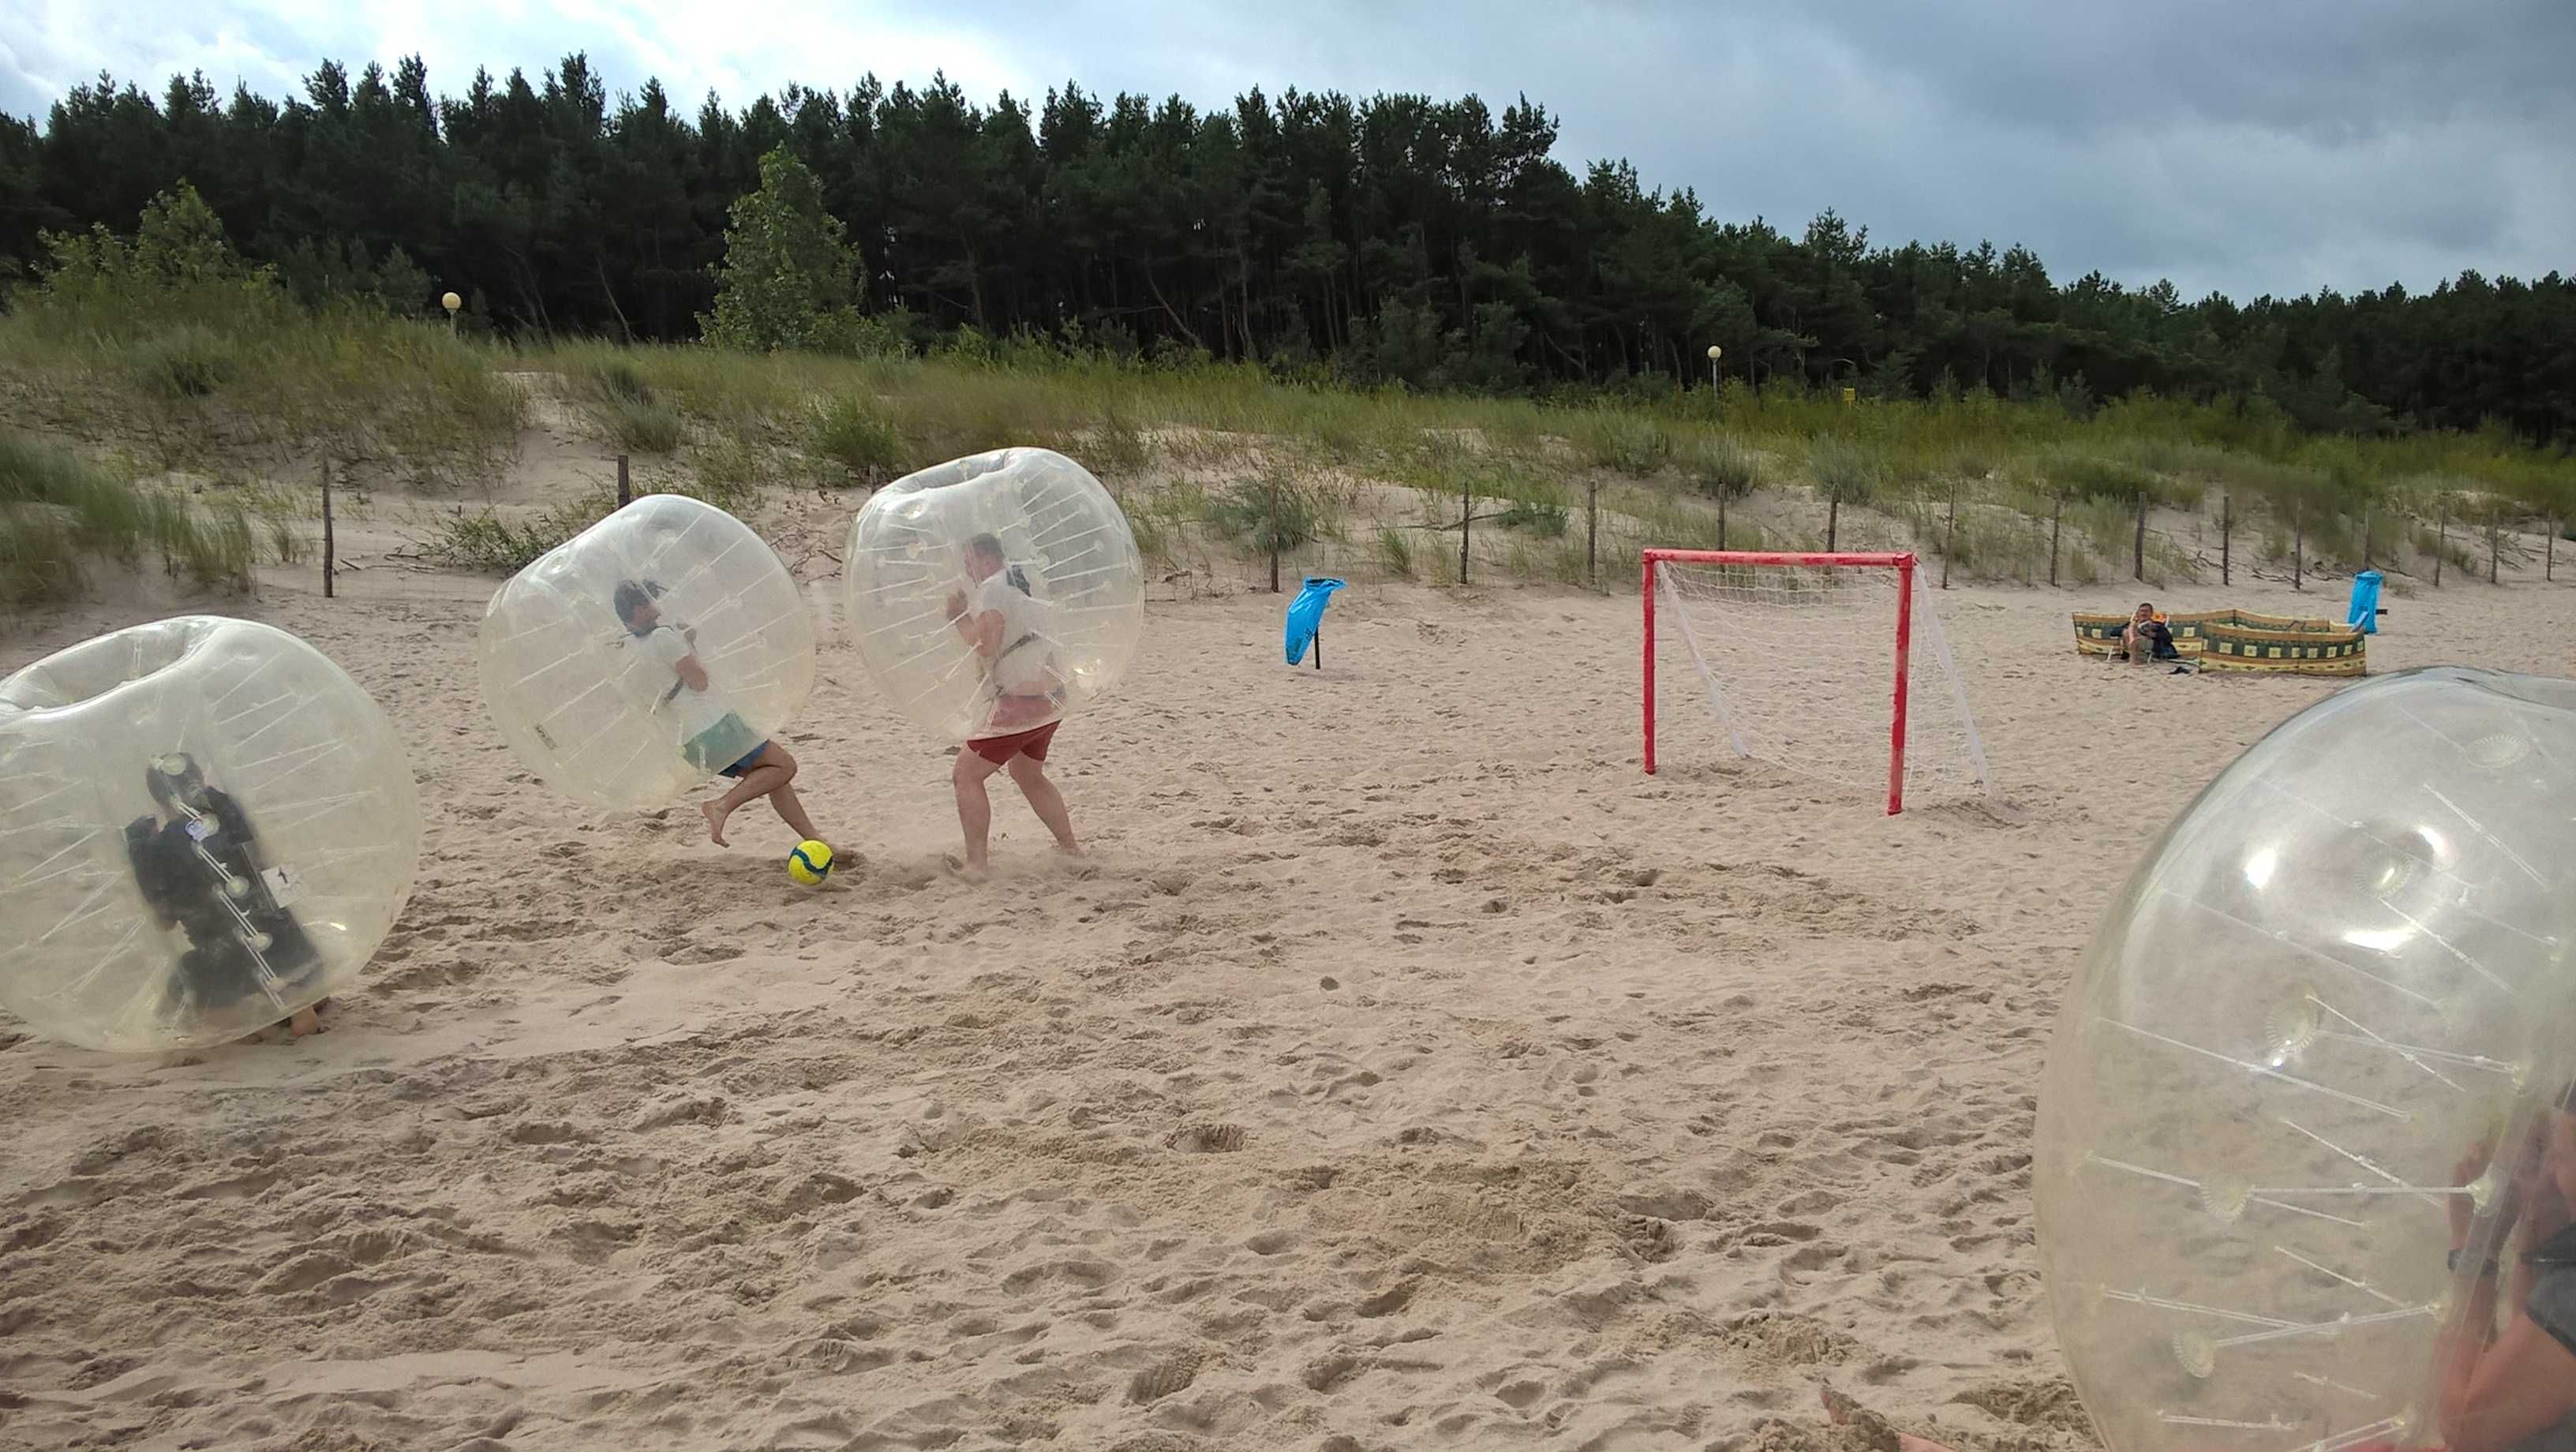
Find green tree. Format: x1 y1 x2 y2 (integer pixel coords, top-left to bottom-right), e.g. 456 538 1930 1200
698 145 861 352
8 54 2576 447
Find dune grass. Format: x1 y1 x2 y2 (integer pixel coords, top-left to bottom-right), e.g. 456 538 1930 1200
0 434 279 601
3 264 2570 598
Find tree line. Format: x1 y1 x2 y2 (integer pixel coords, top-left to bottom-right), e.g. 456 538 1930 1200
3 54 2571 446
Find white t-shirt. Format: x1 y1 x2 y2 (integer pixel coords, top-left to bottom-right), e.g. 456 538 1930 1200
975 574 1058 695
624 625 729 738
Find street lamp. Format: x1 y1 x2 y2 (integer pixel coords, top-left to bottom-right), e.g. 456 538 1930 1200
441 291 462 335
1706 343 1723 391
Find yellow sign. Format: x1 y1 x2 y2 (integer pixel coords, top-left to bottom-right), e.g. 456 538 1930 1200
1841 387 1857 404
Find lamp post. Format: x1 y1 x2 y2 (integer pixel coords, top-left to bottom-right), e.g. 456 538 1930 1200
441 290 462 335
1706 343 1723 391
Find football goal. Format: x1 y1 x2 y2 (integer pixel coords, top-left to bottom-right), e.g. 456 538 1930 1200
1642 549 1991 814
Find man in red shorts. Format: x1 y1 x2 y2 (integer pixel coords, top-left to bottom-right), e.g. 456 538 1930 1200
944 533 1078 872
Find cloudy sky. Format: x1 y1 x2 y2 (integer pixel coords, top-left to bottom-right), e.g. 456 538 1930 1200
4 0 2568 303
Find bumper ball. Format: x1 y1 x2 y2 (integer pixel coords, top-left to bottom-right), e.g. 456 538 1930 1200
479 495 814 810
2035 667 2576 1452
0 617 421 1051
842 447 1144 743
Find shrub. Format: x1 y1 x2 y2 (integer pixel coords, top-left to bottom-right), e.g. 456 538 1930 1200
1496 499 1568 536
685 433 773 512
1574 413 1675 476
600 396 685 455
2046 450 2162 502
129 324 235 400
573 361 684 455
807 395 902 484
1808 435 1882 503
1206 479 1322 554
426 497 608 574
1126 507 1174 570
1082 404 1152 479
1377 526 1416 578
0 434 269 600
1680 436 1760 499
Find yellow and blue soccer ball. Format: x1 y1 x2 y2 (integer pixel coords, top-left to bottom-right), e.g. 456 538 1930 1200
787 840 833 886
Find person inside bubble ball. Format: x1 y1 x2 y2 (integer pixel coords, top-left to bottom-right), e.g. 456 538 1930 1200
613 579 825 851
941 533 1079 873
2433 1081 2576 1452
1818 1089 2576 1452
125 752 327 1039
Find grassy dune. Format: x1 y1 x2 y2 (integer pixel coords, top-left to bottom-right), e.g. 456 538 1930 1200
2 286 2568 597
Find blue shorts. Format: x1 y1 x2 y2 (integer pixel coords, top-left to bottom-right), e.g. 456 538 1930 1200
683 713 769 778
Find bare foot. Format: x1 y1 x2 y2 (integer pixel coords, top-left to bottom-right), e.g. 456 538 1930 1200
286 1005 322 1038
701 799 733 847
942 852 989 881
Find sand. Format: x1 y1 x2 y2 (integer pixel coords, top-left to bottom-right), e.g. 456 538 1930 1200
2 508 2570 1451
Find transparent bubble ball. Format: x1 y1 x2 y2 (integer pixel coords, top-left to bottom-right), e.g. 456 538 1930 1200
479 496 814 810
0 617 421 1050
2035 667 2576 1452
842 448 1144 743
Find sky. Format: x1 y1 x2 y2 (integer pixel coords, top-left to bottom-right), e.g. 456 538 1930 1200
4 0 2569 304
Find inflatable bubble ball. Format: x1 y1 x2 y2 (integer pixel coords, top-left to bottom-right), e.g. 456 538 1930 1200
842 447 1144 743
0 617 421 1052
2035 667 2576 1452
479 495 814 810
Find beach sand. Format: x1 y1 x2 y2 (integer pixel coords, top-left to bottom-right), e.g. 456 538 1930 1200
3 511 2570 1450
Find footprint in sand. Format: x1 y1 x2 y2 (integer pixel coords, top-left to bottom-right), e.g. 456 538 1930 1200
1163 1122 1245 1153
1126 1358 1198 1404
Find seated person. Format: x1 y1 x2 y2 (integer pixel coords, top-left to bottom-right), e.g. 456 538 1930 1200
2119 601 2183 665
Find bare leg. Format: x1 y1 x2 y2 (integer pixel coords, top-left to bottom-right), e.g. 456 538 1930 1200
768 780 819 843
1005 754 1078 854
952 748 1005 870
746 744 820 841
703 746 793 847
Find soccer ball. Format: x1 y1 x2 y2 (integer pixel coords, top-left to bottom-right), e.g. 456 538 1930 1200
787 840 833 886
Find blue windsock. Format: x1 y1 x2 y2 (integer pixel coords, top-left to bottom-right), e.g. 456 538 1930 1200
1286 578 1346 664
2346 570 2382 634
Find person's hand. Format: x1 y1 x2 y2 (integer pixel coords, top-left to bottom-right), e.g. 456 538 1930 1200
945 589 967 623
2452 1140 2494 1247
682 625 698 648
2515 1125 2567 1241
2453 1134 2533 1248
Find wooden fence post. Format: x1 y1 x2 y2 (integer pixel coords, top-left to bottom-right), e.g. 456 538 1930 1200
2489 517 2501 585
1717 487 1728 551
1267 478 1282 593
2361 509 2372 571
2549 519 2558 582
2049 496 2062 586
2220 493 2230 587
617 453 631 507
2293 507 2304 593
1586 478 1599 590
2132 491 2147 582
1826 490 1840 552
1941 488 1956 590
1458 476 1472 586
320 460 335 599
2434 503 2445 586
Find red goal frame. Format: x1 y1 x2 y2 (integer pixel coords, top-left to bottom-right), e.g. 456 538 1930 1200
1642 549 1918 814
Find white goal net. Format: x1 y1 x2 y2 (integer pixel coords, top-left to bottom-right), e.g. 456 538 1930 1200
1646 551 1991 812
